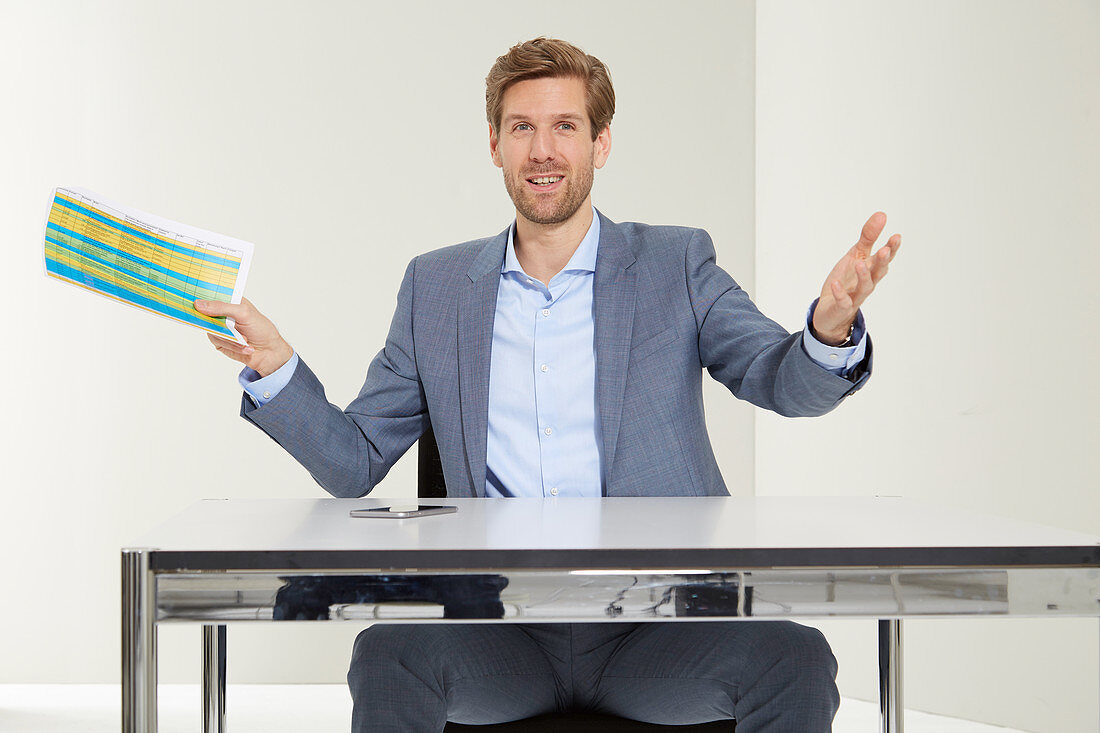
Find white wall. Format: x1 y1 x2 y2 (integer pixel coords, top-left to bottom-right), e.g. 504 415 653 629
0 1 756 685
756 1 1099 731
7 3 1095 730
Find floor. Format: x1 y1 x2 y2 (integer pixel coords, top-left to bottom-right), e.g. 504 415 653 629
0 685 1026 732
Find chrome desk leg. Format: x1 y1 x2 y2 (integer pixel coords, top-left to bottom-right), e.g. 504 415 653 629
203 624 227 733
878 619 903 733
122 549 157 733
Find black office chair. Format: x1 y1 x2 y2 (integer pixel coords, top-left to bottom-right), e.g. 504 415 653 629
417 427 735 733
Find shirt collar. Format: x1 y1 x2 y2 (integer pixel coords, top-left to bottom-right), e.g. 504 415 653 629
502 206 600 276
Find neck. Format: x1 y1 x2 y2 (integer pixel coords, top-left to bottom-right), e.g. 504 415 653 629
513 200 594 285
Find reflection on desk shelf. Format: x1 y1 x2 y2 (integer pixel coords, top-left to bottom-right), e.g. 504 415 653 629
154 567 1100 623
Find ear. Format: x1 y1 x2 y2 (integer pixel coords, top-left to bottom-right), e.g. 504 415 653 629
489 124 503 168
593 124 612 170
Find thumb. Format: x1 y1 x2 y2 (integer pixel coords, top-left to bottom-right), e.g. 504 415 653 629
195 299 247 321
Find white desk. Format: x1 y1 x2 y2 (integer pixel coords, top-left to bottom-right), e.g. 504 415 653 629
122 497 1100 733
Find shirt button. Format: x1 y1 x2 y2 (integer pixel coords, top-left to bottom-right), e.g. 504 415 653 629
541 308 551 317
526 278 533 285
549 487 559 496
544 427 553 436
262 391 271 399
828 354 838 361
540 364 549 373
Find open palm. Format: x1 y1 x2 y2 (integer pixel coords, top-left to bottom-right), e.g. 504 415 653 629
812 211 901 344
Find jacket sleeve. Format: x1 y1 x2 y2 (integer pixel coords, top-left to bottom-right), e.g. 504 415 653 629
241 258 430 497
685 229 871 417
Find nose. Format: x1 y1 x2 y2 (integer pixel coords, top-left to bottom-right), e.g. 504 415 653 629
530 127 555 163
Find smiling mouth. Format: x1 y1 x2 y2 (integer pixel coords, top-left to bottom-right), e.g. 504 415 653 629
527 175 564 187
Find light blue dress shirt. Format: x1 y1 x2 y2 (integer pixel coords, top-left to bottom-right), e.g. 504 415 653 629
241 210 866 497
483 211 603 498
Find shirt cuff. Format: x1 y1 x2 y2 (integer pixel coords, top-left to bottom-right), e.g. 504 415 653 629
239 352 299 407
802 300 867 376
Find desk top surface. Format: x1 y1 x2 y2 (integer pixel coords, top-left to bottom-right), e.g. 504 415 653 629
129 497 1100 571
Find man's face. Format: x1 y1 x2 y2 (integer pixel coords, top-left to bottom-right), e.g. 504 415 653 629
490 76 611 226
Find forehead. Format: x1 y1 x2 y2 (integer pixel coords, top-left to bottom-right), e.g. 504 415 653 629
500 76 587 121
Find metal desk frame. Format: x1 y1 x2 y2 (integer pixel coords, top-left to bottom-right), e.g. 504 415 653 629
121 498 1100 733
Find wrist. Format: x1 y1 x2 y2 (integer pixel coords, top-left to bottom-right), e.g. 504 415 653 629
255 343 294 377
812 322 854 347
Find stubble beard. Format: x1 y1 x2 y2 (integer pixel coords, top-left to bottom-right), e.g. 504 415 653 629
503 154 595 226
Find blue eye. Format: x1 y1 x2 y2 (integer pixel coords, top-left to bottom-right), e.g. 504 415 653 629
514 123 532 132
559 123 575 131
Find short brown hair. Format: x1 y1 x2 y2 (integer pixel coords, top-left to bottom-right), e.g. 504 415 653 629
486 37 615 142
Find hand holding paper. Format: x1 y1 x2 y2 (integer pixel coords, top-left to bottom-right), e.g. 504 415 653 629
197 298 294 377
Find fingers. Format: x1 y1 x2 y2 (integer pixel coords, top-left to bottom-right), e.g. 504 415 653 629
195 298 251 322
854 211 887 259
868 233 901 283
209 341 248 365
207 332 254 353
207 333 254 362
829 279 853 311
828 259 874 318
882 233 901 262
854 260 874 303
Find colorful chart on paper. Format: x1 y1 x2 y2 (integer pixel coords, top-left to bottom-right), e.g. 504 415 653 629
43 187 254 343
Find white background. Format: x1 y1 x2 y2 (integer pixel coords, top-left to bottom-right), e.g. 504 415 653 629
1 1 1097 731
755 2 1098 731
0 0 755 691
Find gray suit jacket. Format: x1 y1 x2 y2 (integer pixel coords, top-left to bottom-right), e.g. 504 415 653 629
242 211 871 498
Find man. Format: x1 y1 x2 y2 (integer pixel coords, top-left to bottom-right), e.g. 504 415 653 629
198 37 899 733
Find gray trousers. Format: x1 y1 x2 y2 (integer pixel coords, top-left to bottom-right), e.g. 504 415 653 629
347 621 839 732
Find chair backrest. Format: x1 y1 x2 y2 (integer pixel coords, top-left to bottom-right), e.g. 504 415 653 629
418 425 447 498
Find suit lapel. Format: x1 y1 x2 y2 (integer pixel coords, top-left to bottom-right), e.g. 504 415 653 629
457 230 507 498
592 213 638 493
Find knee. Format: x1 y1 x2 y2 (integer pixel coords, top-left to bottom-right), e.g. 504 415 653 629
786 624 836 671
348 624 438 681
349 625 393 684
731 623 839 726
749 622 838 680
347 625 451 729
